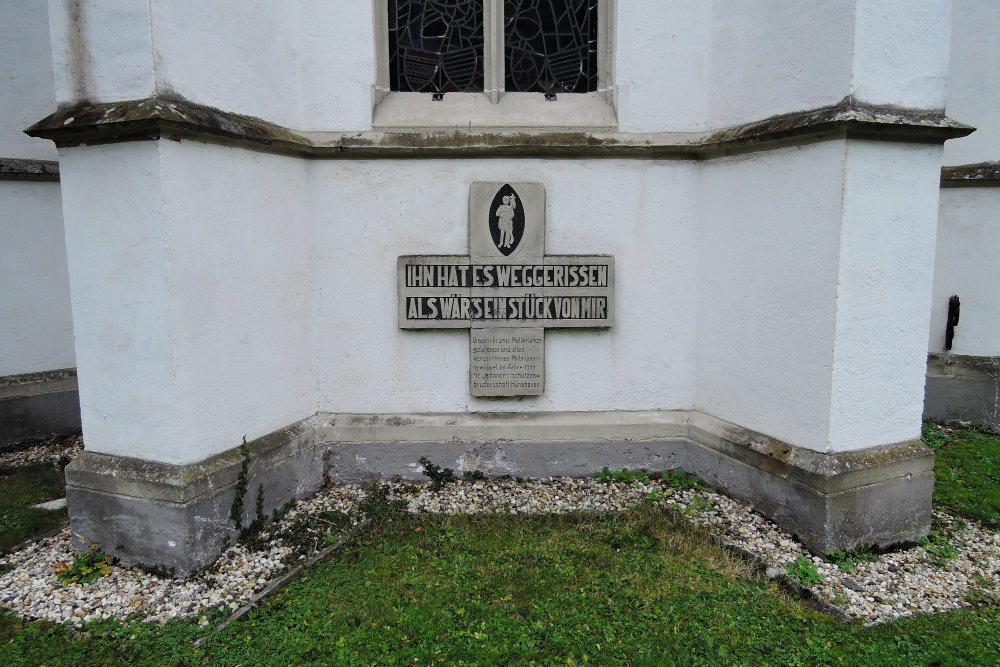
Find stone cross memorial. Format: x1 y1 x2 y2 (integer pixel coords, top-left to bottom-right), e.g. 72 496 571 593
398 182 615 395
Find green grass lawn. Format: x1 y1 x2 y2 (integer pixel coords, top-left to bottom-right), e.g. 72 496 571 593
924 422 1000 527
0 463 68 554
1 425 999 665
2 509 999 666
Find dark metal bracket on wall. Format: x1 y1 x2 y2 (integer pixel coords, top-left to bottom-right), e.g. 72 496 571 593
945 295 960 350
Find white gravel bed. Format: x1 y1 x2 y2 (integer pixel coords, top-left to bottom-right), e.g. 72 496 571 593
0 484 368 627
2 476 998 627
669 486 1000 623
0 433 83 468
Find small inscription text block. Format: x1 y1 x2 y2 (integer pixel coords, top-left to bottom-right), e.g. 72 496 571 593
470 327 544 396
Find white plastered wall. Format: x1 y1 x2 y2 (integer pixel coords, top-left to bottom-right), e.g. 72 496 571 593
149 1 305 129
1 3 59 160
926 1 1000 357
62 151 701 461
45 0 955 464
828 140 943 450
698 140 944 453
47 0 156 104
45 0 714 133
705 1 855 128
57 143 174 454
942 0 1000 165
849 0 950 110
299 0 376 131
929 189 1000 355
59 141 314 465
0 2 74 377
614 0 710 132
58 140 946 463
310 159 700 414
696 143 843 452
705 0 950 129
43 1 954 135
0 182 74 376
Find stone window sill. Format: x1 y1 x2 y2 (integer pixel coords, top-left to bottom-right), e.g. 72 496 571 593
372 91 617 131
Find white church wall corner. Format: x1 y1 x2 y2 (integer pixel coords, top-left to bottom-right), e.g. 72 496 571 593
14 0 989 575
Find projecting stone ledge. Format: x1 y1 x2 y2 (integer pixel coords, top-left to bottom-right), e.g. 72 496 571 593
26 95 974 160
64 410 933 575
0 158 60 182
941 161 1000 186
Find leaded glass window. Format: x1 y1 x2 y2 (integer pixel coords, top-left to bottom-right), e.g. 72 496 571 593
386 0 599 96
388 1 485 93
504 0 597 94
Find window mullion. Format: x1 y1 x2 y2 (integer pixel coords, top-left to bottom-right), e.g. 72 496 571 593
484 0 504 104
373 0 390 105
598 0 614 103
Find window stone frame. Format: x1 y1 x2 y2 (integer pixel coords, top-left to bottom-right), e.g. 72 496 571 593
372 0 616 129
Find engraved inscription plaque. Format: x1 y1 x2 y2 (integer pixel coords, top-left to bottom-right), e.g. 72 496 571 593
397 182 614 396
471 328 544 396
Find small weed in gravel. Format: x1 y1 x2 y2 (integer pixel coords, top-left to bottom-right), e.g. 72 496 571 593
54 547 112 585
419 457 456 490
921 529 958 567
596 466 650 485
786 555 824 586
825 547 878 573
357 482 408 520
662 469 706 491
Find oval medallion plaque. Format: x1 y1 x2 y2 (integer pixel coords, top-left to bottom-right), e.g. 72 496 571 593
488 184 525 256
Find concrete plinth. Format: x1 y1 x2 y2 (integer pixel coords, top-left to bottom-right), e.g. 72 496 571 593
65 410 933 575
924 353 1000 430
65 417 327 575
0 369 81 448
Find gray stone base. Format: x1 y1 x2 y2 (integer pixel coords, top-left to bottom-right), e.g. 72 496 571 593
66 417 328 575
0 369 81 448
924 353 1000 431
65 410 934 575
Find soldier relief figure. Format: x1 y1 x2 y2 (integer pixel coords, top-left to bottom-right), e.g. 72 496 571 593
488 184 525 256
495 194 517 249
